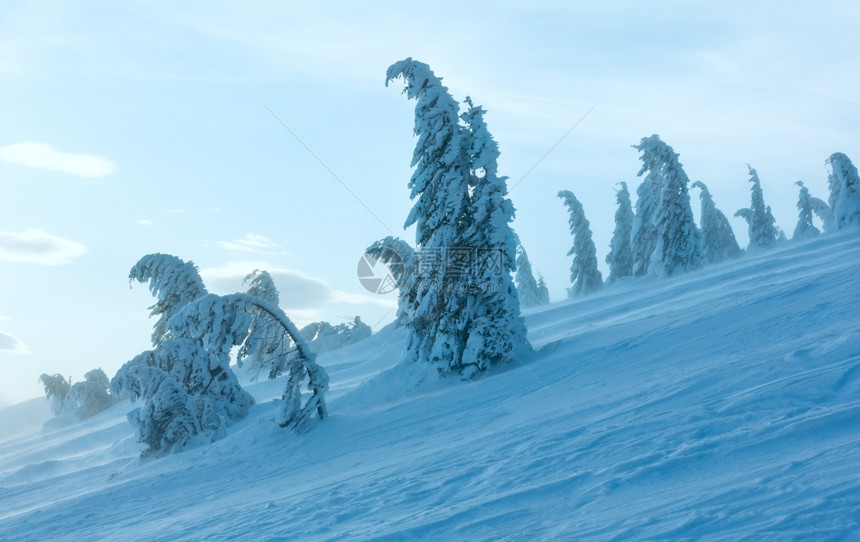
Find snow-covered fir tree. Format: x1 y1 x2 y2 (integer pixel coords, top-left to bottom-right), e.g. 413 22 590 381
558 190 603 297
735 165 784 251
793 181 821 241
39 373 70 416
514 233 545 308
605 181 634 284
535 273 550 305
129 254 208 346
826 152 860 229
386 59 527 378
633 135 702 276
68 368 115 419
630 149 662 276
457 97 528 375
386 58 471 374
691 181 741 264
365 236 416 327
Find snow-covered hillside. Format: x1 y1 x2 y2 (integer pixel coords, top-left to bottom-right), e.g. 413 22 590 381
1 232 859 540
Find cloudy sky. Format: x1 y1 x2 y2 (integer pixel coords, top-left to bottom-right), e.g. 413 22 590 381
1 1 858 405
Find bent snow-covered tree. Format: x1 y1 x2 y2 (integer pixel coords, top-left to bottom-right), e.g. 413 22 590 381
558 190 603 297
240 269 296 379
514 233 545 308
793 181 822 241
826 152 860 229
630 145 663 276
605 182 634 284
634 135 702 276
386 59 528 378
735 166 784 251
129 254 208 346
68 368 115 419
39 373 70 416
691 181 741 264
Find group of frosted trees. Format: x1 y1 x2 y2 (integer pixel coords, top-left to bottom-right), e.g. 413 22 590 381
548 136 860 299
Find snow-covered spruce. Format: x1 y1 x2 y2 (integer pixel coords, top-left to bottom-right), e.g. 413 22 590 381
793 181 823 241
735 165 785 251
535 273 550 305
457 97 528 376
691 181 741 264
826 152 860 229
605 181 634 284
514 233 546 308
630 142 663 277
386 58 470 374
129 254 208 346
558 190 603 297
634 135 702 276
386 59 528 378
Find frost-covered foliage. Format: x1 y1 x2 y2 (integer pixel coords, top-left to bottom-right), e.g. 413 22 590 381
240 270 292 378
514 233 545 308
129 254 208 346
39 373 70 416
691 181 741 264
605 182 634 284
793 181 822 241
633 135 702 276
826 152 860 229
558 190 603 297
365 236 416 327
735 166 784 251
631 145 663 276
114 287 327 456
68 369 115 419
300 317 372 354
386 59 528 378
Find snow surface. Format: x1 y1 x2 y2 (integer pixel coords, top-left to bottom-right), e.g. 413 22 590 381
1 232 859 540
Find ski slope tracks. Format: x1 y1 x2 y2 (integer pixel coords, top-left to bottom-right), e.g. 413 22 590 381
1 231 859 540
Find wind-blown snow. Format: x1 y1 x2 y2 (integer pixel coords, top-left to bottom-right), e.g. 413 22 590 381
1 232 859 539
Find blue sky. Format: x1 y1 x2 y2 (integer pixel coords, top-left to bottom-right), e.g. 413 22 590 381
1 1 858 405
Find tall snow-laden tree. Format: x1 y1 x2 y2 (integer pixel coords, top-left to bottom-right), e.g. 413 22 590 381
456 96 528 377
514 233 544 308
633 135 702 276
558 190 603 297
605 182 634 284
68 368 115 419
386 58 471 373
39 373 70 416
691 181 741 264
129 254 208 346
386 59 528 378
793 181 821 241
735 165 783 251
826 152 860 229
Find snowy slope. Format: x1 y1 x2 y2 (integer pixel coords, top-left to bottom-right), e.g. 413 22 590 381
1 232 859 540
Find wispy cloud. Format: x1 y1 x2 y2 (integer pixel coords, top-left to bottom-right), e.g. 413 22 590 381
0 331 29 354
136 219 154 226
200 261 331 309
0 142 115 179
0 229 87 265
218 233 283 254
